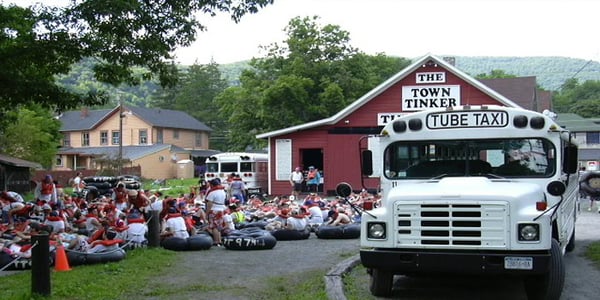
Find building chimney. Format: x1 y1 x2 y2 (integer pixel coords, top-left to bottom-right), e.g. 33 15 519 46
80 107 89 118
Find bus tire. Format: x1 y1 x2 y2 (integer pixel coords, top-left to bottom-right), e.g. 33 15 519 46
369 268 393 297
524 239 564 300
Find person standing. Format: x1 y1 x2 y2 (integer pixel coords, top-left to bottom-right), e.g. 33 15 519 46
228 174 248 204
205 178 227 246
72 172 85 193
306 166 321 193
289 167 304 198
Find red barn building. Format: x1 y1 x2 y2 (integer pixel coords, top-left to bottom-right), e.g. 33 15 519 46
256 54 546 196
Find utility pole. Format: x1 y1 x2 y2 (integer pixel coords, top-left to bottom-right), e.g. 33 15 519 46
118 98 123 176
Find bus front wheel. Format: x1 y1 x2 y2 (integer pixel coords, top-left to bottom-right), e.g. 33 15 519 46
523 239 565 300
369 268 393 297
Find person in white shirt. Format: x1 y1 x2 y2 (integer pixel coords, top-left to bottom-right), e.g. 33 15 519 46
205 178 227 246
289 167 304 199
164 207 189 239
72 172 84 193
306 201 324 228
285 209 308 231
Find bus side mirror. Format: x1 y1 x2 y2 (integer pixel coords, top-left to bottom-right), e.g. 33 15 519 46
563 145 579 174
362 150 373 176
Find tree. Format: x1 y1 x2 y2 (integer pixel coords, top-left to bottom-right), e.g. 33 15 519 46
216 16 411 150
0 0 274 114
151 61 228 150
0 105 61 168
476 69 517 79
553 79 600 117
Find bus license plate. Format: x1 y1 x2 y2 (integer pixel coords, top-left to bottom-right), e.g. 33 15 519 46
504 257 533 270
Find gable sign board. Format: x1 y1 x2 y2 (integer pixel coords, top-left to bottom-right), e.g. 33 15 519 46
402 85 461 111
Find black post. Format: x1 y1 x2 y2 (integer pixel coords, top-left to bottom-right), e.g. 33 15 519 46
31 233 51 296
147 210 161 247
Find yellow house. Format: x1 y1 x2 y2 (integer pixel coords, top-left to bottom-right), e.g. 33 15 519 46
55 105 216 179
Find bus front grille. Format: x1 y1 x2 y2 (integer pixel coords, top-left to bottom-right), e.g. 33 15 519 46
394 202 508 248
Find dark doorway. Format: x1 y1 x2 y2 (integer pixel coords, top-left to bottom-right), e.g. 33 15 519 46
301 148 323 193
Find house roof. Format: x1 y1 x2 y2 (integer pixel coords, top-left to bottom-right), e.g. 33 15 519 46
59 106 212 132
479 77 539 111
57 144 187 161
189 149 222 157
256 53 522 139
128 106 212 131
0 153 42 169
580 149 600 160
555 113 600 132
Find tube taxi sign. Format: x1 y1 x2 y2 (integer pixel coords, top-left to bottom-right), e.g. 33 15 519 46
426 110 509 129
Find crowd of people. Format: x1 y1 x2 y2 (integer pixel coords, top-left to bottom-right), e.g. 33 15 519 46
0 174 381 261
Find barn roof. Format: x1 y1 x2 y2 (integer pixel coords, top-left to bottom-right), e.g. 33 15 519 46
256 54 521 139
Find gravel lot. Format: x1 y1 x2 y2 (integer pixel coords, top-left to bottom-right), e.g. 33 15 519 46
131 232 361 300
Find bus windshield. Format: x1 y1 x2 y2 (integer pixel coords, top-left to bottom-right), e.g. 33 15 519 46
383 138 556 179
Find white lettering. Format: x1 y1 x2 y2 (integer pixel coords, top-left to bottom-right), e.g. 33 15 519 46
377 113 406 126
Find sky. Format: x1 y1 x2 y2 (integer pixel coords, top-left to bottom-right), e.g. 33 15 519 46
175 0 600 65
10 0 600 65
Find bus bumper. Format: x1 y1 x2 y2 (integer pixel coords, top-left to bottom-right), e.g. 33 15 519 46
360 248 551 275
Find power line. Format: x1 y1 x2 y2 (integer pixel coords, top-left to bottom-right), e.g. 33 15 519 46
571 59 593 79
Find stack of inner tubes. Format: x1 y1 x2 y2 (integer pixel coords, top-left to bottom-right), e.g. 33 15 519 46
82 175 143 199
222 227 277 250
580 171 600 197
271 228 311 241
315 224 361 239
161 232 214 251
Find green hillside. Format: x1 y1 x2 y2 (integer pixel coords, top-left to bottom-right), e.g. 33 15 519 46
56 56 600 108
218 56 600 92
453 56 600 91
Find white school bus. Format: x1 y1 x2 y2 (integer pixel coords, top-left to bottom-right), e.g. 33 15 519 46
204 152 269 195
357 105 579 299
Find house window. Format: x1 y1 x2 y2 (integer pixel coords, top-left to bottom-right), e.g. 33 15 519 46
81 132 90 146
173 129 179 139
55 155 63 167
112 130 120 145
157 129 163 144
587 132 600 144
100 131 108 145
139 129 148 144
195 132 202 147
63 133 71 147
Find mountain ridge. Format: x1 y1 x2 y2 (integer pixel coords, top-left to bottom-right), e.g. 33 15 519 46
219 55 600 91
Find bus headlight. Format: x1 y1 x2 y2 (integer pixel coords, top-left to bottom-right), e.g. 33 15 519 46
518 224 539 241
367 222 386 239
